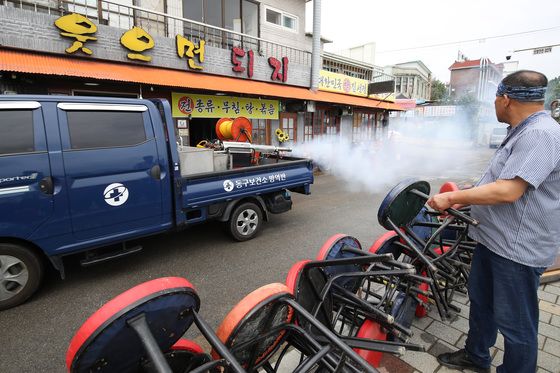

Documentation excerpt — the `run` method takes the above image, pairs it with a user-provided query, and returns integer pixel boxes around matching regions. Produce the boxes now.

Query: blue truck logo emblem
[223,180,234,192]
[0,172,38,184]
[103,183,129,206]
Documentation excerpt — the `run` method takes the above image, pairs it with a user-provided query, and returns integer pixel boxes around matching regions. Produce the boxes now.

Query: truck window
[66,111,147,150]
[0,110,34,155]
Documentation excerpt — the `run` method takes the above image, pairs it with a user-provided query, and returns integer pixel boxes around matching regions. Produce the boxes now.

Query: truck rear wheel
[0,243,44,310]
[229,202,263,241]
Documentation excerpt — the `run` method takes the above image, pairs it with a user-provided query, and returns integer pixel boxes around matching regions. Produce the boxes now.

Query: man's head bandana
[496,82,547,101]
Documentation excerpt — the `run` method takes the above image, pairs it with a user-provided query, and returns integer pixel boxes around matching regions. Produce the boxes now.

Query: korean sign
[53,13,290,84]
[223,173,287,192]
[171,93,279,119]
[54,14,97,55]
[318,70,368,97]
[533,47,552,55]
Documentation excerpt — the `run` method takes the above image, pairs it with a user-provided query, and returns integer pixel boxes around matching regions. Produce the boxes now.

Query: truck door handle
[39,176,54,195]
[150,165,161,180]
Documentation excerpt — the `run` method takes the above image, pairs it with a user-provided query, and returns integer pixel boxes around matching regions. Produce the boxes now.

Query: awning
[0,49,403,111]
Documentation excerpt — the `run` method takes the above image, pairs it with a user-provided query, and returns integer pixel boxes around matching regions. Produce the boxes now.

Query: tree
[430,79,450,103]
[545,76,560,110]
[457,93,478,106]
[457,93,481,140]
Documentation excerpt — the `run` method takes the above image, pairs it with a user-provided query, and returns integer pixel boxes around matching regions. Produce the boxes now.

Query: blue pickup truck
[0,95,313,310]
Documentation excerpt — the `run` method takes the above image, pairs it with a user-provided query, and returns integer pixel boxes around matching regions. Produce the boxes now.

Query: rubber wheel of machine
[229,202,263,241]
[0,243,44,310]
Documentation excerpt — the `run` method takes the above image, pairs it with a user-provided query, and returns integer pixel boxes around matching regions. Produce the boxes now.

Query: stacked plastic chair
[67,277,379,373]
[66,277,245,373]
[213,282,378,372]
[372,179,478,320]
[285,234,428,368]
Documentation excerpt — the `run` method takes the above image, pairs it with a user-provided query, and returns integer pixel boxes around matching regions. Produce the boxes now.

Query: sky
[305,0,560,83]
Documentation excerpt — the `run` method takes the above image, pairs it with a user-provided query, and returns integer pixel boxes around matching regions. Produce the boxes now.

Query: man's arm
[427,177,529,211]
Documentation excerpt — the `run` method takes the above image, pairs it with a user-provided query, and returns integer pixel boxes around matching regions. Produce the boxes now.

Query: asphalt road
[0,145,495,373]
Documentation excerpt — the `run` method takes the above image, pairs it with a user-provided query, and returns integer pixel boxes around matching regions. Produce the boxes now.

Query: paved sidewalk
[377,281,560,373]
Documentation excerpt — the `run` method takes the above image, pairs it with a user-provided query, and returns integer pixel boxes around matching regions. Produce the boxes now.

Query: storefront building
[0,0,400,147]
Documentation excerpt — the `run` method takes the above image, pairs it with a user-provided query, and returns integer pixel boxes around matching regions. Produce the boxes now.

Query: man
[427,70,560,373]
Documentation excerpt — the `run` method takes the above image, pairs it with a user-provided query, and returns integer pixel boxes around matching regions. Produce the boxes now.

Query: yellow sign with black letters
[172,93,279,119]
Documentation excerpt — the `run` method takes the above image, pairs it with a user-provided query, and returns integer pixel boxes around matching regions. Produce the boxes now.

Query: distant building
[501,60,519,78]
[449,58,504,102]
[333,42,377,65]
[384,61,432,101]
[322,51,388,81]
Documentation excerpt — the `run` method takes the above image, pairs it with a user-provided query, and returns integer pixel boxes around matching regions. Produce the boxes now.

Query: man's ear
[503,95,511,107]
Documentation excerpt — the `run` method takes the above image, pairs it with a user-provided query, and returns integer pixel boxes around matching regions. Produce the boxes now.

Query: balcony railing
[2,0,312,66]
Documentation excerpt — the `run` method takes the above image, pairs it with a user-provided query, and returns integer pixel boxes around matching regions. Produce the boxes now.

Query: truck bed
[180,156,313,210]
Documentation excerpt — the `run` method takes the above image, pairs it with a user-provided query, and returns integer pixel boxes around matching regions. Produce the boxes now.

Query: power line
[377,25,560,53]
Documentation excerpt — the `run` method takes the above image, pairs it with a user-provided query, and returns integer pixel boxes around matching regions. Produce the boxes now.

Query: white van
[489,127,507,148]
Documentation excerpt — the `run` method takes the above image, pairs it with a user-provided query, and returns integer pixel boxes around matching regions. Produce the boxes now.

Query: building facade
[0,0,400,149]
[383,61,432,101]
[448,58,504,102]
[320,51,396,143]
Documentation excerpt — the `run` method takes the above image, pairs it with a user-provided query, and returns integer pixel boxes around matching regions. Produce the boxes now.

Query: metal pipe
[221,141,292,154]
[192,311,246,373]
[310,0,322,91]
[408,188,479,226]
[127,314,172,373]
[285,299,379,373]
[386,218,438,273]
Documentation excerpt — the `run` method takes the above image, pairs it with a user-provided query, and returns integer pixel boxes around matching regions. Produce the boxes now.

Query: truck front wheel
[229,202,263,241]
[0,243,44,310]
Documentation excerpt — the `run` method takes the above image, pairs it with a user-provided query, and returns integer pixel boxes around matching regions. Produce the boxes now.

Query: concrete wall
[0,6,311,87]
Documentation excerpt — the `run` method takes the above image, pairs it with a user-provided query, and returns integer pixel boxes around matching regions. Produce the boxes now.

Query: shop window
[352,112,377,142]
[66,111,147,150]
[252,119,269,145]
[280,113,297,142]
[352,112,364,143]
[0,110,34,155]
[323,111,339,138]
[302,110,340,140]
[313,110,324,137]
[304,113,313,142]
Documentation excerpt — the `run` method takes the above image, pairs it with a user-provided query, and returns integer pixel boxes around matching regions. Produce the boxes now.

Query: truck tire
[228,202,263,241]
[0,243,44,311]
